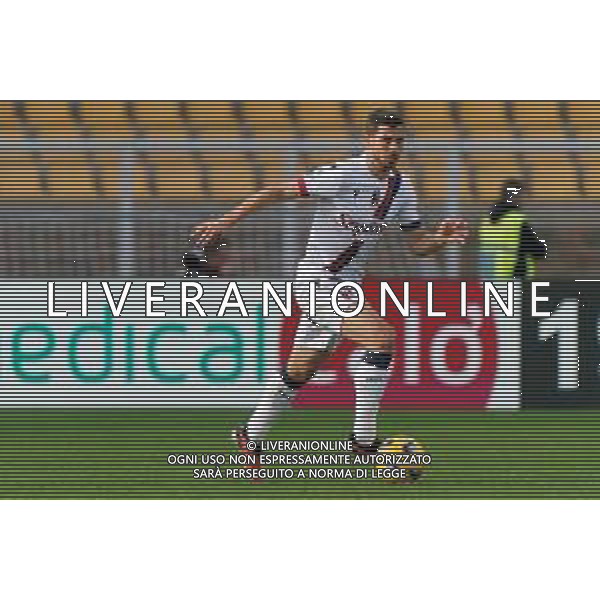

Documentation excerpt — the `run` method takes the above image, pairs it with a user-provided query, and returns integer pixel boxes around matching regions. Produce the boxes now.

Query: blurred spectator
[478,180,547,279]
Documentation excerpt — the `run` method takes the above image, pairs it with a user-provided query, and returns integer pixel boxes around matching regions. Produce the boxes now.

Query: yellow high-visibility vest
[479,209,536,279]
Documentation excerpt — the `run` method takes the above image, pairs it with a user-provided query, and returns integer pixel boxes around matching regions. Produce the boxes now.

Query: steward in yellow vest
[479,181,547,279]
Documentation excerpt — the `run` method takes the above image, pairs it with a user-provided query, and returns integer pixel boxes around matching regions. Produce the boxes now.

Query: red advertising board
[280,279,512,410]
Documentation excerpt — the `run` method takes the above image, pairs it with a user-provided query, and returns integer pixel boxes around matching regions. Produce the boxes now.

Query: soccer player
[194,108,468,460]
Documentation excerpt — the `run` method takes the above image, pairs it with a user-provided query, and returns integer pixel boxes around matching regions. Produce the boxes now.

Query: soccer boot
[232,426,263,481]
[349,434,382,454]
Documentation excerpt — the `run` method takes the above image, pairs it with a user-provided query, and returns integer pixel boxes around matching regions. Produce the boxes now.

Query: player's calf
[349,349,394,447]
[240,367,314,446]
[234,370,313,481]
[244,347,328,444]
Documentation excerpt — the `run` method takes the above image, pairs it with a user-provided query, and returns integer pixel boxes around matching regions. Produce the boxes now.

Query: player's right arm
[192,181,302,245]
[193,166,340,245]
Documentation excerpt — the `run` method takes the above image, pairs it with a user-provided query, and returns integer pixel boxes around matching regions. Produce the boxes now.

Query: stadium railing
[1,135,599,279]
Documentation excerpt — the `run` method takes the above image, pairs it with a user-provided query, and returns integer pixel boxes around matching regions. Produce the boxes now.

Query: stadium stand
[0,151,43,196]
[19,101,79,137]
[242,101,297,137]
[401,101,459,138]
[561,101,600,137]
[0,101,598,278]
[456,101,512,138]
[178,101,243,137]
[40,151,104,197]
[126,101,187,137]
[509,101,564,137]
[77,101,132,137]
[291,101,350,138]
[2,100,594,199]
[0,103,22,138]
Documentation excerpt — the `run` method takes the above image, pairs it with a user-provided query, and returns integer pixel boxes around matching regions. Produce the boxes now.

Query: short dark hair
[505,179,524,191]
[366,108,404,133]
[504,179,524,197]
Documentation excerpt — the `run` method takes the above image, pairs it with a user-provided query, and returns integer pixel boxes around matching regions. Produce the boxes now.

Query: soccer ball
[376,436,428,484]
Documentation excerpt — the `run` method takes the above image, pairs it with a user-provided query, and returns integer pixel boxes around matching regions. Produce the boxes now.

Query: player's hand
[191,219,229,247]
[435,217,469,244]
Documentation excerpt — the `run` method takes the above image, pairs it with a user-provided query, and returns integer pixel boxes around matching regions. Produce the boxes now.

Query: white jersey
[296,155,422,279]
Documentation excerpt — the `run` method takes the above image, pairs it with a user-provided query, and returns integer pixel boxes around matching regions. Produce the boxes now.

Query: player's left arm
[406,218,469,257]
[393,176,469,256]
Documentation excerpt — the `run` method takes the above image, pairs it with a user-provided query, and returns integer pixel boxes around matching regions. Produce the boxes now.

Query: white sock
[246,373,298,441]
[349,350,392,446]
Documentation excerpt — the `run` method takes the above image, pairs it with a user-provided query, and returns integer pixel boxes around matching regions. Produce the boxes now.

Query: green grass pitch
[0,409,598,499]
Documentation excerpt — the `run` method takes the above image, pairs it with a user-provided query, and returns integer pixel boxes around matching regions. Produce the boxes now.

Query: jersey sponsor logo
[336,213,388,236]
[325,175,402,274]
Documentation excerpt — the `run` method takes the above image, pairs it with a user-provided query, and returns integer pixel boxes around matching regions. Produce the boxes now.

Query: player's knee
[281,368,313,389]
[362,324,395,366]
[362,350,393,370]
[284,349,329,388]
[372,324,395,352]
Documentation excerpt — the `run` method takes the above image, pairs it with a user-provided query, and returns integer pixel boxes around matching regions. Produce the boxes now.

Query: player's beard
[366,154,397,180]
[372,153,400,178]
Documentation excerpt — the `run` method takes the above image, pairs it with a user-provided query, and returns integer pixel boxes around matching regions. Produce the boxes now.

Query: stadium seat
[126,101,186,137]
[40,151,98,197]
[240,102,295,137]
[577,151,600,196]
[21,101,79,137]
[456,101,512,138]
[401,102,458,139]
[563,101,600,137]
[144,152,203,198]
[410,152,451,212]
[293,102,349,138]
[248,151,288,187]
[0,151,42,197]
[87,152,122,198]
[1,100,598,206]
[0,102,23,138]
[78,101,132,137]
[463,152,522,209]
[181,102,243,137]
[509,102,564,137]
[523,152,579,200]
[202,151,257,201]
